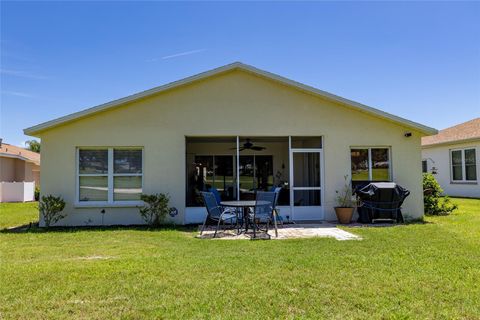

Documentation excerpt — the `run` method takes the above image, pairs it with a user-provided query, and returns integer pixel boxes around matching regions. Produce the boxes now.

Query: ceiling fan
[231,138,266,151]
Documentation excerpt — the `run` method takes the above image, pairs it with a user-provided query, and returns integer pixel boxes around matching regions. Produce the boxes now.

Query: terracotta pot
[334,207,354,224]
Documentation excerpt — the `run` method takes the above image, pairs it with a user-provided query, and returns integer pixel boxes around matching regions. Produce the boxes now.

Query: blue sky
[1,1,479,146]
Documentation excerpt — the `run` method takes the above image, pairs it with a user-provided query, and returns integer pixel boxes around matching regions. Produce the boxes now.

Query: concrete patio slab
[196,223,361,241]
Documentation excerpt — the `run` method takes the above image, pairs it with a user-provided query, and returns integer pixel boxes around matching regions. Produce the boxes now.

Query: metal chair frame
[248,191,277,239]
[272,187,283,233]
[200,192,238,238]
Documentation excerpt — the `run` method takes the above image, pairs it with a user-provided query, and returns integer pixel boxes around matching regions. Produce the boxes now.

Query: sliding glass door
[238,155,273,200]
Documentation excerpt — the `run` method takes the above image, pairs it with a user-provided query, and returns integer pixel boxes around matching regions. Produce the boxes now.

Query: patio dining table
[220,200,272,235]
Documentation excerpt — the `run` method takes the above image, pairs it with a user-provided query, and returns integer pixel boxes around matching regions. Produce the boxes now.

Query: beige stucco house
[24,62,437,226]
[0,141,40,202]
[422,118,479,198]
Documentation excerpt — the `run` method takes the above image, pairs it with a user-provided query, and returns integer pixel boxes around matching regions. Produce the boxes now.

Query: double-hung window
[77,147,143,204]
[450,148,477,182]
[351,147,391,181]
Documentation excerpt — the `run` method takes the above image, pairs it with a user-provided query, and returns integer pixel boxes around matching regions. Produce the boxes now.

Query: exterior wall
[422,141,479,198]
[0,157,16,182]
[0,157,38,184]
[14,159,26,181]
[24,162,34,182]
[32,167,40,186]
[24,162,40,186]
[37,70,425,226]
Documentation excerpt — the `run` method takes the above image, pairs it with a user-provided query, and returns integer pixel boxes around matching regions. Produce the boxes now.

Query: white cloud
[147,49,206,62]
[1,90,35,98]
[0,68,48,80]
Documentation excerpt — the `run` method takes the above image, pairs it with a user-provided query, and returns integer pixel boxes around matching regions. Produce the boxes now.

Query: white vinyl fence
[0,182,35,202]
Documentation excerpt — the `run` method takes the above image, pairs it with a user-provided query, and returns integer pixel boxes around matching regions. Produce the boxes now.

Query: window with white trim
[78,148,143,203]
[451,148,477,182]
[351,147,391,181]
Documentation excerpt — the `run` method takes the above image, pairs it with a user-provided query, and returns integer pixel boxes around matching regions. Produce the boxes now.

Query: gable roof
[24,62,437,136]
[421,118,480,147]
[0,143,40,165]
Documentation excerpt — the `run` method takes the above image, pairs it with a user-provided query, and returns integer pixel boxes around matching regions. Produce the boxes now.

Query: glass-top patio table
[220,200,259,208]
[220,200,271,235]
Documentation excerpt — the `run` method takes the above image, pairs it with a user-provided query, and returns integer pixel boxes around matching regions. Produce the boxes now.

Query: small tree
[25,140,41,153]
[39,195,66,227]
[423,173,458,215]
[139,193,171,226]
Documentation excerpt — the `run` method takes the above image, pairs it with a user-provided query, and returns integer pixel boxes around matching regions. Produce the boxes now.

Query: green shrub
[139,193,171,226]
[39,195,66,227]
[423,173,458,215]
[34,186,40,201]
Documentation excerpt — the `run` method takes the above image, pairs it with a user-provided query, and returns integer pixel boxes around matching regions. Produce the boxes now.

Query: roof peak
[24,62,437,136]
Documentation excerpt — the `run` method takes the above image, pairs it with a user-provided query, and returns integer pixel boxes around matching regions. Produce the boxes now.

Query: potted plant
[334,175,355,224]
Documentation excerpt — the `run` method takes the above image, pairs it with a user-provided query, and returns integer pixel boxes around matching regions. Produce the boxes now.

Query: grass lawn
[0,202,38,229]
[1,199,479,319]
[352,168,390,181]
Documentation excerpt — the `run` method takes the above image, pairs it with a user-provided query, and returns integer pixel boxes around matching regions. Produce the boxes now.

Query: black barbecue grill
[354,182,410,223]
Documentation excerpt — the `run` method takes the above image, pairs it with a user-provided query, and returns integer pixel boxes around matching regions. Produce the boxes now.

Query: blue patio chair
[200,192,237,238]
[271,187,282,193]
[207,187,222,204]
[248,191,277,239]
[272,187,284,231]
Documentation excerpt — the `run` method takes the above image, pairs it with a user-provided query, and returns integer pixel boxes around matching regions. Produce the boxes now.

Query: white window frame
[350,146,392,181]
[76,147,144,207]
[450,148,477,183]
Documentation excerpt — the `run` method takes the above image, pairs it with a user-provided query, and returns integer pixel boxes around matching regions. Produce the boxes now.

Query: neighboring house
[422,118,479,198]
[0,141,40,202]
[24,62,437,226]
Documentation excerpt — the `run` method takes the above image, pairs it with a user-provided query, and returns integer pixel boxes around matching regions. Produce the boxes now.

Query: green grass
[352,168,390,181]
[1,199,479,319]
[0,202,38,229]
[207,175,275,191]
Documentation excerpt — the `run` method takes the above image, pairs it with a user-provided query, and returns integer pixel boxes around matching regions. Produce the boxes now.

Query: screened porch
[185,136,323,223]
